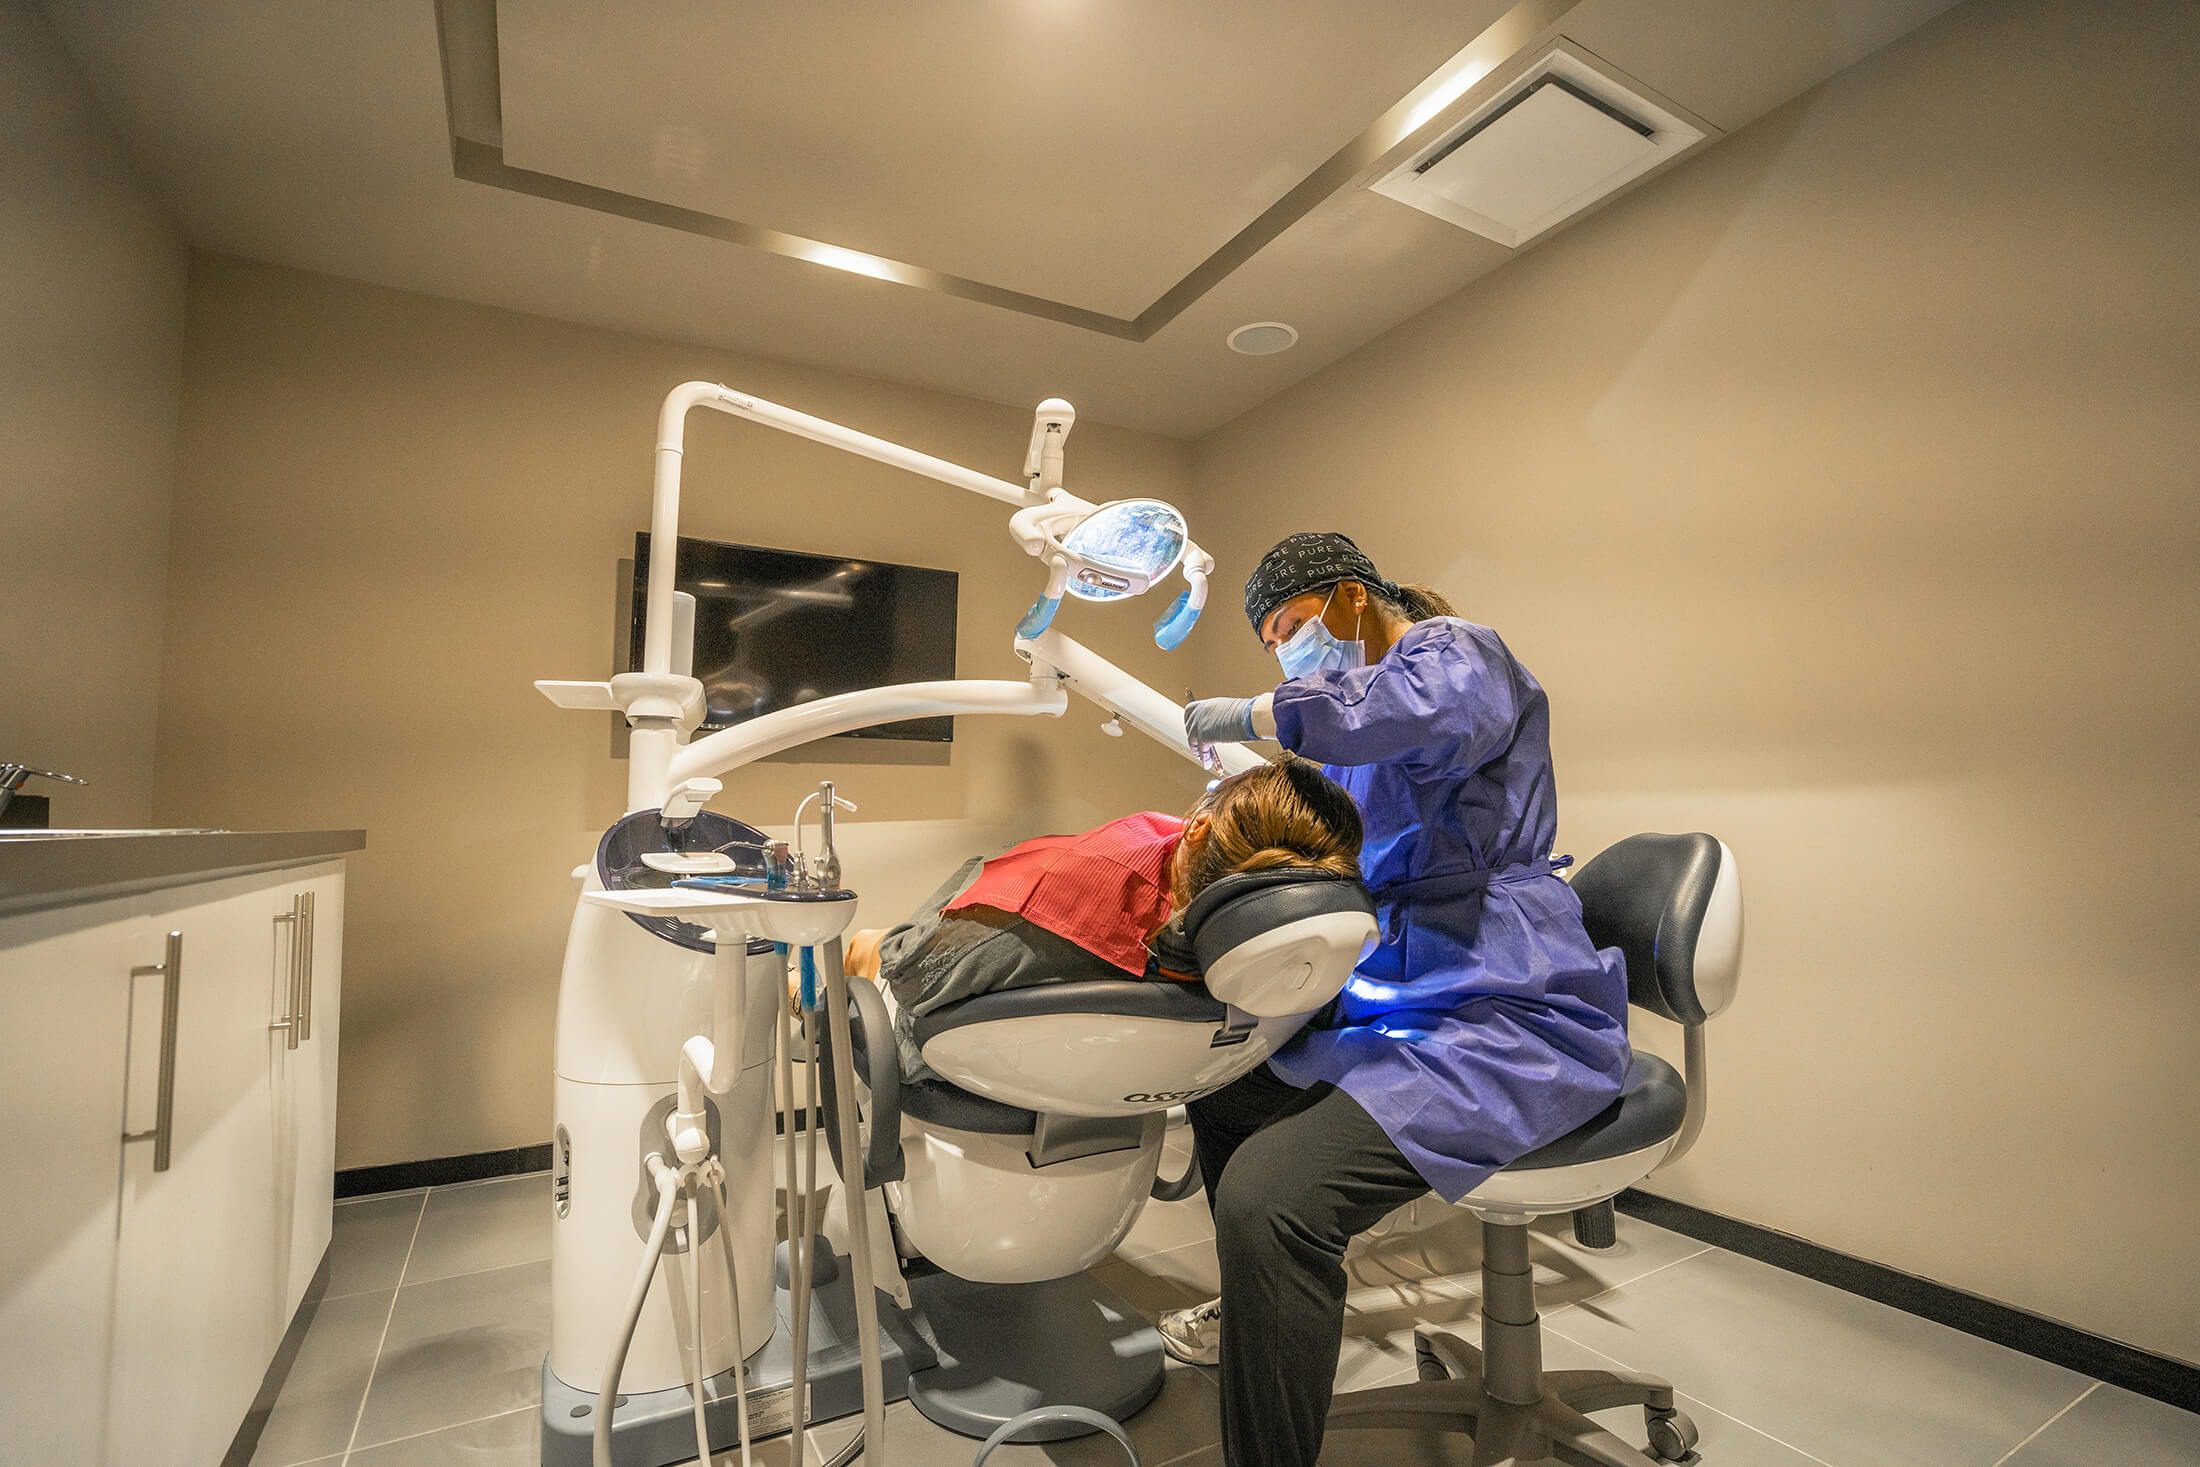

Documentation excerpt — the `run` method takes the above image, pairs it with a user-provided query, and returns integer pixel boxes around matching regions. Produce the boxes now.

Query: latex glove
[1185,696,1258,746]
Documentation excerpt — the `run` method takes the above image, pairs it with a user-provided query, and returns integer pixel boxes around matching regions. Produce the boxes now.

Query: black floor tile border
[336,1142,552,1198]
[336,1116,821,1200]
[1617,1189,2199,1414]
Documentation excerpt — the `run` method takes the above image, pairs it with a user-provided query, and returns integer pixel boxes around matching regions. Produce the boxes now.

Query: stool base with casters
[1328,1219,1699,1466]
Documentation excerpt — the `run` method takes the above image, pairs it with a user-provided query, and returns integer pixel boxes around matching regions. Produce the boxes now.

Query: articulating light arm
[1019,629,1266,778]
[642,382,1032,679]
[550,380,1229,810]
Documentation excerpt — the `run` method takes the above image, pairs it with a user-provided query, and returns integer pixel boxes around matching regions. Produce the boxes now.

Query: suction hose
[595,1160,681,1467]
[773,957,816,1456]
[703,1159,756,1467]
[818,937,889,1459]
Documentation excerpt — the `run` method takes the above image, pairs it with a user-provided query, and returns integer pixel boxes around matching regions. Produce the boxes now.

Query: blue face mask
[1275,587,1365,679]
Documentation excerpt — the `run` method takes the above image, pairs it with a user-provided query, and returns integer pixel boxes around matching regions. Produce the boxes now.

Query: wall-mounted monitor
[631,533,959,742]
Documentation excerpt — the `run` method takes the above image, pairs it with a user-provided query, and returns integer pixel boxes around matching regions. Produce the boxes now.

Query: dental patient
[844,758,1363,1083]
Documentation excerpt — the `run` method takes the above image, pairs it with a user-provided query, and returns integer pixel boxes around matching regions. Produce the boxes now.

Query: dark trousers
[1188,1065,1430,1467]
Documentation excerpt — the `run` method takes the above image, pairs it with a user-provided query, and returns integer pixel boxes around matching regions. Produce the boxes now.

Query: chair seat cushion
[898,1074,1038,1136]
[1503,1053,1685,1171]
[910,978,1227,1049]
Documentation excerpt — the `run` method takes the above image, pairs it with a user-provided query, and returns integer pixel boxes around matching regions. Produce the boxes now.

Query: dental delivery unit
[534,384,1382,1466]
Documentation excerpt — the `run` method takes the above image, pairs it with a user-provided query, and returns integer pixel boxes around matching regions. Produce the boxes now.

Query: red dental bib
[945,811,1183,976]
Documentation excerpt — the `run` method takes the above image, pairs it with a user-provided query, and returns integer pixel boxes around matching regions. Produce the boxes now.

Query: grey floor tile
[1547,1248,2091,1467]
[1333,1275,1491,1395]
[1345,1209,1706,1310]
[1117,1188,1217,1261]
[344,1405,540,1465]
[353,1259,551,1448]
[2002,1383,2200,1467]
[403,1174,552,1285]
[251,1289,393,1465]
[325,1191,426,1298]
[1094,1238,1222,1318]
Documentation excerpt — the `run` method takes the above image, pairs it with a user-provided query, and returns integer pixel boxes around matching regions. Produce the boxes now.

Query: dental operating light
[1060,499,1189,601]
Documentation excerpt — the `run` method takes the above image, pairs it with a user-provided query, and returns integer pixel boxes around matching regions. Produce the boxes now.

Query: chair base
[904,1269,1164,1442]
[1329,1330,1699,1466]
[1325,1215,1700,1466]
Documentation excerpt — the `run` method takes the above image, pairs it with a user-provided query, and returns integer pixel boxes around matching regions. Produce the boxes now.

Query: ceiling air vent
[1372,45,1709,249]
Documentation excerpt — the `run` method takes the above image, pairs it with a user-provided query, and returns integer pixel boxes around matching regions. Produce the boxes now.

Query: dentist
[1174,532,1631,1467]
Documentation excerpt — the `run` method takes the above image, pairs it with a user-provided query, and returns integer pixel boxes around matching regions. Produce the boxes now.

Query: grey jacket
[876,857,1149,1084]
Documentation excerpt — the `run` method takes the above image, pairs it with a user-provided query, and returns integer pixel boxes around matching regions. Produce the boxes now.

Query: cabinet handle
[298,891,315,1043]
[124,931,183,1172]
[269,898,302,1049]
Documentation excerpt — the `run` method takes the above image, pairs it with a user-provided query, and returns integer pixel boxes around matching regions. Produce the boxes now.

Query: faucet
[0,764,88,822]
[792,781,857,892]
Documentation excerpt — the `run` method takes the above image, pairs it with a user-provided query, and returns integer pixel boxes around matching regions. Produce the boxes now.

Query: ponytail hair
[1371,580,1456,623]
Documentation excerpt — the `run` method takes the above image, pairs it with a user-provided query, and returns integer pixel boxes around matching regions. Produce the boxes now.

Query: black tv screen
[632,534,959,742]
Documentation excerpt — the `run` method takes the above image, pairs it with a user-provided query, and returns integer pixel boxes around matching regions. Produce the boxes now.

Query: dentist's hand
[1185,696,1259,746]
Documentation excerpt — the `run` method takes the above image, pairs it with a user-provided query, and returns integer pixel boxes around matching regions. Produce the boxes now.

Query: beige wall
[155,255,1204,1171]
[0,0,185,825]
[1189,0,2200,1361]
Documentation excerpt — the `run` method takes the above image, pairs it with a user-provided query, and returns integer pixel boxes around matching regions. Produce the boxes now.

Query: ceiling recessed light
[1227,321,1299,356]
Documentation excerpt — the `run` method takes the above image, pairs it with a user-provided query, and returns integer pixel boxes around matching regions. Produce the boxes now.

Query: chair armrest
[817,976,905,1188]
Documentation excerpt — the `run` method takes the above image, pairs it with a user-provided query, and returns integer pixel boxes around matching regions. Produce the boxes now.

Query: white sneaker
[1157,1297,1222,1366]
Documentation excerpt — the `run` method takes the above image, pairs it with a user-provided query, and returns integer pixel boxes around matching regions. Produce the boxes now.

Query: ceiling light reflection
[800,243,904,283]
[1399,59,1496,140]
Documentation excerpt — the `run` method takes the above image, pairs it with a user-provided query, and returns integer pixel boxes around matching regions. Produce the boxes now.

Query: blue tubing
[1152,589,1200,650]
[799,947,818,1010]
[972,1407,1140,1466]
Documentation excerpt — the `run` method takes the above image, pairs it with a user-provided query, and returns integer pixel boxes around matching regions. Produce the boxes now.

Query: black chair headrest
[1571,832,1741,1026]
[1179,868,1376,975]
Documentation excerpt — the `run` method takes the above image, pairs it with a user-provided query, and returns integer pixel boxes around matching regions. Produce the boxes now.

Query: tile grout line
[337,1187,430,1464]
[327,1403,537,1458]
[1536,1313,1847,1467]
[1987,1380,2099,1467]
[338,1250,553,1298]
[1543,1243,1714,1320]
[328,1174,554,1298]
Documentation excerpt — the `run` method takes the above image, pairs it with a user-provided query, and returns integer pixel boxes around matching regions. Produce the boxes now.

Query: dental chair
[822,868,1380,1443]
[1326,831,1742,1466]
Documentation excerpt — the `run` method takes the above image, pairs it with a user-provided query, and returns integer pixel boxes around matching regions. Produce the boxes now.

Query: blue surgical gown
[1266,618,1631,1201]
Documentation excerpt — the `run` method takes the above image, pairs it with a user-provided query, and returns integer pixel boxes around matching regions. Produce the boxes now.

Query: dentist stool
[821,869,1379,1442]
[1326,831,1742,1466]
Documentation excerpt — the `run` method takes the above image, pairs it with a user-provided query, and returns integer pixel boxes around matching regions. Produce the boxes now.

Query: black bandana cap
[1243,532,1399,634]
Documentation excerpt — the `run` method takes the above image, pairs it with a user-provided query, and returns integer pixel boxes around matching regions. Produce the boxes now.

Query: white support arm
[1018,628,1267,777]
[611,380,1229,810]
[643,381,1032,677]
[668,677,1068,787]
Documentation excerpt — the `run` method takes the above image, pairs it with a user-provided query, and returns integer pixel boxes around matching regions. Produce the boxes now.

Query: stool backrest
[1571,833,1741,1025]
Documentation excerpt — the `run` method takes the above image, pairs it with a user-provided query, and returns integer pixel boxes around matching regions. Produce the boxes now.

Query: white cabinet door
[279,865,344,1311]
[0,898,139,1465]
[108,871,295,1467]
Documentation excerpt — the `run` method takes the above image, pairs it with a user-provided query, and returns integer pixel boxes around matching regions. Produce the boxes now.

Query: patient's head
[1170,757,1363,911]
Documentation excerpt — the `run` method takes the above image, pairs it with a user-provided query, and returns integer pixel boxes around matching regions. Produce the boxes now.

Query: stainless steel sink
[0,828,233,840]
